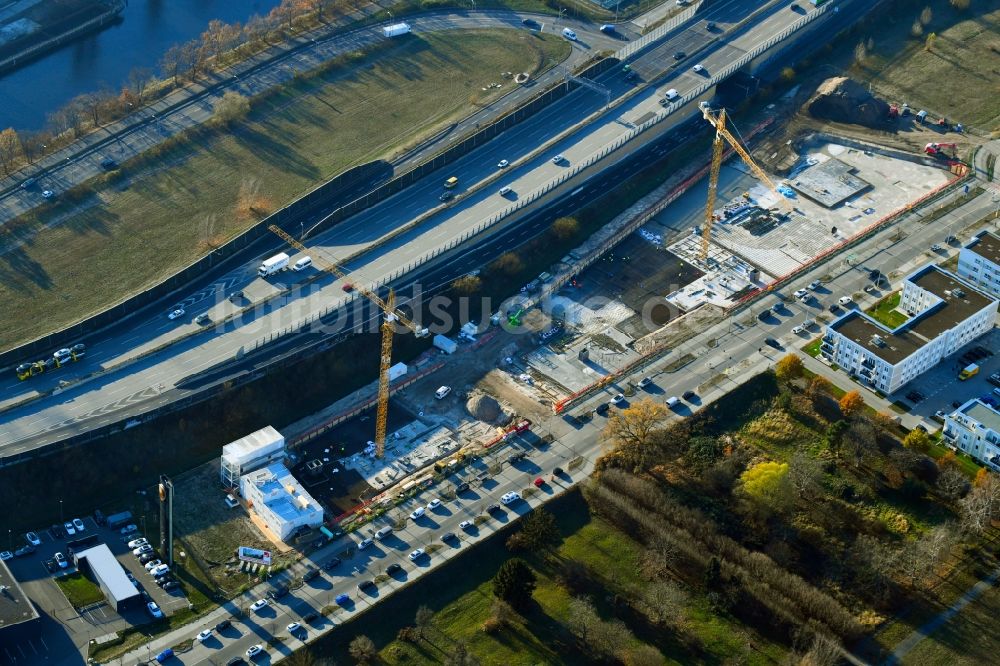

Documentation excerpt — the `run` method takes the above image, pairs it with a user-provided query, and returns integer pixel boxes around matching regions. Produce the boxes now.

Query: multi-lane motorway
[111,180,1000,665]
[0,0,837,453]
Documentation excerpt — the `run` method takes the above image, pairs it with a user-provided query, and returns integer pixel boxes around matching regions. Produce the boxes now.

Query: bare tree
[0,128,24,175]
[960,473,1000,535]
[348,634,377,663]
[414,605,433,639]
[936,466,971,501]
[788,450,824,498]
[128,67,154,103]
[19,131,48,164]
[800,634,844,666]
[161,44,185,85]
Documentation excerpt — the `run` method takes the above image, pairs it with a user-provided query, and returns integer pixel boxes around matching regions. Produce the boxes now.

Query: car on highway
[409,506,425,520]
[250,599,269,613]
[427,498,442,510]
[561,28,577,41]
[409,548,425,561]
[63,521,76,536]
[552,154,566,164]
[459,520,474,530]
[497,160,509,169]
[246,645,264,659]
[499,185,513,196]
[25,531,41,546]
[500,491,521,505]
[342,283,354,292]
[706,20,716,30]
[439,191,454,202]
[147,601,163,618]
[167,308,185,320]
[521,18,537,27]
[195,313,211,325]
[692,64,705,73]
[20,177,36,189]
[287,621,302,635]
[673,51,686,60]
[195,629,213,643]
[55,552,68,568]
[663,88,679,101]
[100,157,118,170]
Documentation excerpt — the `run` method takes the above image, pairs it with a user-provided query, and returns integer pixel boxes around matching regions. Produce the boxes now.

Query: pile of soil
[807,77,890,129]
[467,393,502,423]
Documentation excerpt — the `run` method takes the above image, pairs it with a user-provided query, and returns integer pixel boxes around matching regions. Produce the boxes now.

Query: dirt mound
[467,393,502,422]
[807,77,890,129]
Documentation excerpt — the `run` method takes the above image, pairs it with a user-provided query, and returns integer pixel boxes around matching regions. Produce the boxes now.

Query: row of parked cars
[127,536,180,596]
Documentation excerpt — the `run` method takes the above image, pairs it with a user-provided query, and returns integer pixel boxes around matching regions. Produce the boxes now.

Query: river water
[0,0,283,131]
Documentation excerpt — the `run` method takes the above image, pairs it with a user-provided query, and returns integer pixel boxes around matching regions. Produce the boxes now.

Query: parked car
[25,531,41,546]
[63,522,76,536]
[215,619,232,632]
[454,482,470,494]
[167,308,185,320]
[324,557,342,570]
[0,551,12,561]
[162,581,181,591]
[500,491,521,505]
[144,559,163,572]
[195,629,213,643]
[459,520,474,530]
[408,548,425,561]
[357,580,376,592]
[287,621,302,635]
[610,393,626,406]
[335,593,351,606]
[120,524,139,535]
[150,563,170,577]
[133,544,154,557]
[427,498,442,510]
[155,648,174,664]
[486,503,502,514]
[54,552,68,568]
[357,537,373,550]
[147,601,164,619]
[128,537,149,549]
[838,296,853,305]
[250,599,269,613]
[637,376,653,388]
[409,507,426,520]
[682,390,697,401]
[442,532,457,543]
[246,645,264,659]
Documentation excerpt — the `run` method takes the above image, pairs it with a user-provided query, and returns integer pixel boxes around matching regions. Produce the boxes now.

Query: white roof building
[944,398,1000,470]
[73,544,141,612]
[221,426,285,488]
[240,462,324,541]
[820,264,997,395]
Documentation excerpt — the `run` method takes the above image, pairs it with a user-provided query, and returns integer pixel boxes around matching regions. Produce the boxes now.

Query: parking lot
[892,329,1000,425]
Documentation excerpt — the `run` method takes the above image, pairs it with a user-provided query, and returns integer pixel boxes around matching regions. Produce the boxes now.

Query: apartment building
[957,230,1000,299]
[943,398,1000,470]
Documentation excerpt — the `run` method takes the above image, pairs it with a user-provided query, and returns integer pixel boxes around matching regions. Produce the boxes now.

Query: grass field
[0,29,570,350]
[844,0,1000,128]
[867,291,908,329]
[55,572,105,608]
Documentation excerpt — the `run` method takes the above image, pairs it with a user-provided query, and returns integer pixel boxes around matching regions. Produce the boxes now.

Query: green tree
[492,558,536,610]
[214,90,251,125]
[510,507,560,552]
[780,67,795,82]
[774,353,804,380]
[740,461,793,512]
[824,419,848,453]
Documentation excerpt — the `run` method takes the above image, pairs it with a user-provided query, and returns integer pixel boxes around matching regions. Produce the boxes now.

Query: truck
[105,510,133,530]
[433,334,457,354]
[383,22,411,38]
[959,363,979,380]
[258,252,290,277]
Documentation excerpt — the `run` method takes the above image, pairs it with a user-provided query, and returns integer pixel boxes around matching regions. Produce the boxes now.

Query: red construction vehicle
[888,103,900,119]
[924,142,957,157]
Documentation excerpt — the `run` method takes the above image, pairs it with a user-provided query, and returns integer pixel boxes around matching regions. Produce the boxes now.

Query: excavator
[924,142,958,158]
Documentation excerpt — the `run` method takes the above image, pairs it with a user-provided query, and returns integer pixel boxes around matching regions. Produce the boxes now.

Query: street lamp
[59,499,63,523]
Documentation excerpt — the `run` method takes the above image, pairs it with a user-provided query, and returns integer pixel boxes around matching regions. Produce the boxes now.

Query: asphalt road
[0,0,832,452]
[108,183,1000,665]
[0,10,621,225]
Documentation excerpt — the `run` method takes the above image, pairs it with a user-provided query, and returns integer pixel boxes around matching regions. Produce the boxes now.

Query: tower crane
[699,104,793,260]
[269,225,428,458]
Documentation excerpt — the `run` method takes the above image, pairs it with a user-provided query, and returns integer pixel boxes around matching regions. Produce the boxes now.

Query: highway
[0,0,835,452]
[111,182,1000,665]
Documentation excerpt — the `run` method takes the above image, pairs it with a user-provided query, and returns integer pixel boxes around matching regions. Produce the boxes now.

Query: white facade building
[821,265,997,394]
[221,426,285,488]
[957,230,1000,299]
[240,462,324,541]
[944,399,1000,470]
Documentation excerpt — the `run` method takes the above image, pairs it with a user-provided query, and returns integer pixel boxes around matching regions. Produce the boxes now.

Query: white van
[435,386,452,400]
[293,256,313,271]
[499,186,512,196]
[562,28,577,41]
[664,88,679,101]
[374,526,393,540]
[665,396,680,408]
